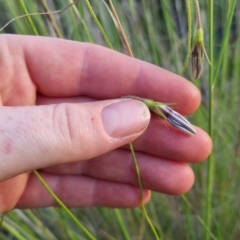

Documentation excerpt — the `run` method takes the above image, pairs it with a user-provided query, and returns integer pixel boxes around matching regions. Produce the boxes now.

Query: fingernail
[102,100,150,138]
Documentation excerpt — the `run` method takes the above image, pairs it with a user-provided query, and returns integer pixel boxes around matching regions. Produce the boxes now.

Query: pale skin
[0,35,212,213]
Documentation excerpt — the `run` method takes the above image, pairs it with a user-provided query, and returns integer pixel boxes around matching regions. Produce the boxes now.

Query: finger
[37,96,211,162]
[131,117,212,162]
[1,35,200,114]
[0,99,150,182]
[44,149,194,195]
[0,174,29,213]
[36,94,94,105]
[16,173,151,209]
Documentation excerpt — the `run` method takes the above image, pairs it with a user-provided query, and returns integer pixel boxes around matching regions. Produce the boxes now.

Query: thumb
[0,99,150,181]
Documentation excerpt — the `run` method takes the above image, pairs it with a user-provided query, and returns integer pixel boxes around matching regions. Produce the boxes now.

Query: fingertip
[146,67,202,115]
[194,127,212,162]
[158,161,195,195]
[185,81,202,114]
[172,164,195,195]
[142,189,152,204]
[173,78,202,115]
[154,162,194,195]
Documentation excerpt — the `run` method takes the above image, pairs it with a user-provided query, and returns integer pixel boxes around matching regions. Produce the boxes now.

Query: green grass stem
[67,0,93,42]
[16,0,38,35]
[212,0,237,86]
[33,171,96,240]
[98,2,160,237]
[114,209,131,240]
[84,0,113,49]
[180,0,192,76]
[129,143,161,240]
[1,220,27,240]
[205,1,214,240]
[181,195,218,240]
[38,0,63,38]
[1,1,81,33]
[160,0,181,72]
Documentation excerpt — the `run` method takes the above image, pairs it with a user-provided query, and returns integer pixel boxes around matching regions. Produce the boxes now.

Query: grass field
[0,0,240,239]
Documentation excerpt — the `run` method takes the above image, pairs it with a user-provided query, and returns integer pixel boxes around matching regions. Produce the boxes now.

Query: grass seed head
[159,104,196,136]
[143,99,196,136]
[190,38,204,80]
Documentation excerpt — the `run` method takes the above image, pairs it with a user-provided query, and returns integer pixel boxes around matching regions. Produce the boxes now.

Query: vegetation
[0,0,240,239]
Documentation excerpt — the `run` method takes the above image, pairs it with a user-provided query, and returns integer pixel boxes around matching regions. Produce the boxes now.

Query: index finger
[1,35,200,114]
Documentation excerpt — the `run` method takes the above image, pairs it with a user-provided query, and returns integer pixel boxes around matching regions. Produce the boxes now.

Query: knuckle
[52,104,78,146]
[52,103,95,151]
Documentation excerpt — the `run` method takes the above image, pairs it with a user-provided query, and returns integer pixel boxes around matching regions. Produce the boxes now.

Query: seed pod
[158,104,196,136]
[190,35,204,80]
[189,0,210,80]
[143,99,196,136]
[123,96,196,136]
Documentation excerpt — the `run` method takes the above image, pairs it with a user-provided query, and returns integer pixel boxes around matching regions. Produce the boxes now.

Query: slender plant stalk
[206,1,214,240]
[212,0,237,86]
[194,0,210,65]
[195,0,201,28]
[160,0,181,72]
[181,195,218,240]
[114,209,131,240]
[0,0,81,32]
[16,0,38,35]
[129,143,143,203]
[2,0,27,33]
[204,1,238,239]
[82,2,132,237]
[107,0,133,56]
[181,1,216,238]
[38,0,63,38]
[188,0,210,80]
[99,1,160,238]
[16,209,58,239]
[180,0,192,76]
[129,144,160,240]
[0,214,4,229]
[84,0,113,49]
[140,0,160,64]
[2,214,41,240]
[33,171,96,240]
[1,220,27,240]
[67,0,93,43]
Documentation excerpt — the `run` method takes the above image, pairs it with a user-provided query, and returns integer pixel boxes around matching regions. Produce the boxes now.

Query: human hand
[0,35,211,213]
